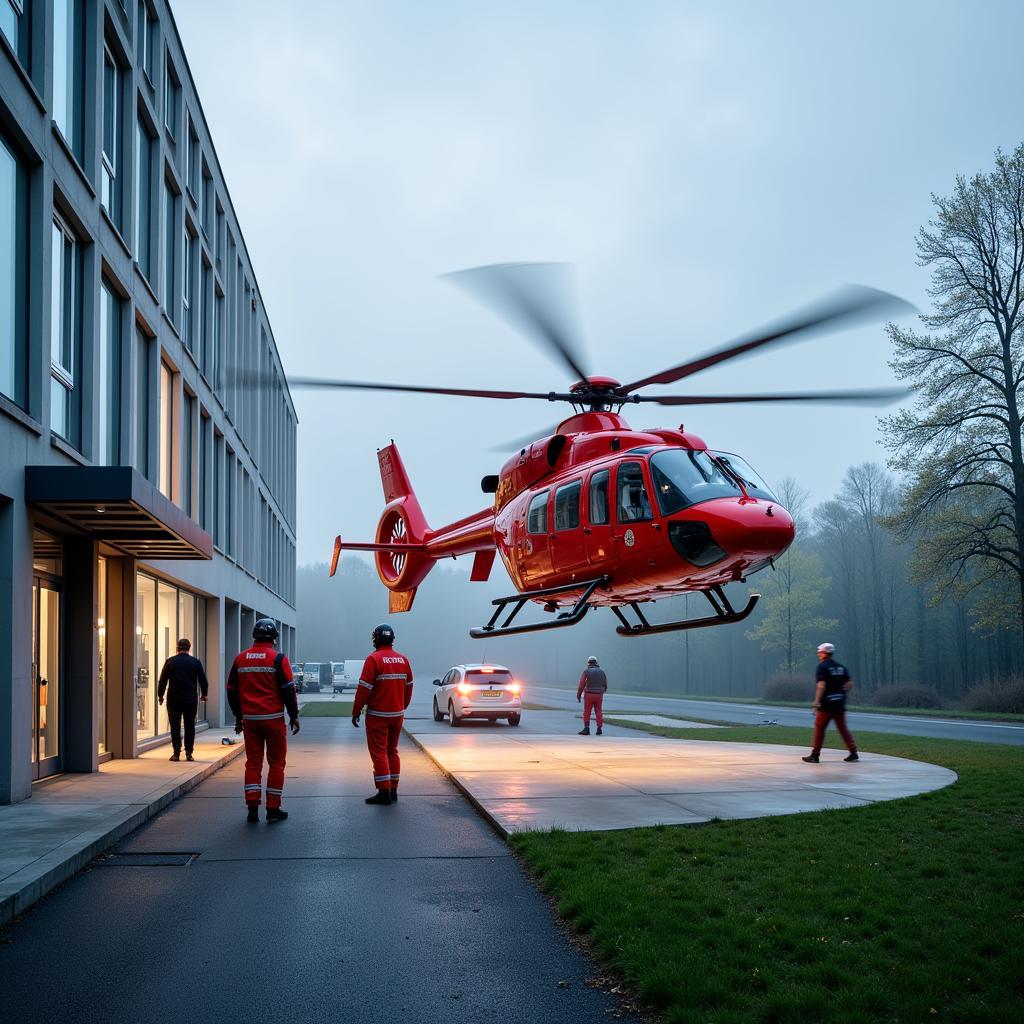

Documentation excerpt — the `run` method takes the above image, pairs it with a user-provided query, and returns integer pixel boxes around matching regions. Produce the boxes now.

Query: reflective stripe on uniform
[366,709,404,717]
[376,673,408,680]
[244,711,286,720]
[238,666,277,673]
[358,680,373,690]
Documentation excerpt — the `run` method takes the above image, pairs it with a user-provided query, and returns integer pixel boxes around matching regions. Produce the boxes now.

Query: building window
[225,447,234,556]
[53,0,85,161]
[213,431,223,547]
[183,391,194,515]
[201,165,212,236]
[98,281,122,465]
[1,0,31,69]
[50,214,82,446]
[213,287,223,390]
[185,116,199,198]
[134,325,151,477]
[199,412,209,529]
[214,202,223,264]
[101,46,123,230]
[135,118,154,279]
[199,258,210,376]
[163,180,177,320]
[136,0,155,83]
[159,360,174,498]
[181,226,194,349]
[1,133,28,408]
[164,56,179,141]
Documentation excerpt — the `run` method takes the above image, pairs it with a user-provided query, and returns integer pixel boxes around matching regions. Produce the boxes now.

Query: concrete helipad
[405,714,957,835]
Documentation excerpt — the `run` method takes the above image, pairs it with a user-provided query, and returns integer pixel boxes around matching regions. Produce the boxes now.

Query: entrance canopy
[25,466,213,560]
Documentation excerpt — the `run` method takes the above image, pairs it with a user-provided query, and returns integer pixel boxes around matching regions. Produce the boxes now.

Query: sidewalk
[0,727,244,924]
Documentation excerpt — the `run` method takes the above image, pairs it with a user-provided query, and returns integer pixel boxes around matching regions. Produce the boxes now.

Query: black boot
[246,805,260,823]
[169,753,180,761]
[267,807,289,822]
[596,727,603,736]
[390,788,398,803]
[802,754,820,763]
[578,727,590,736]
[365,789,393,805]
[844,751,859,762]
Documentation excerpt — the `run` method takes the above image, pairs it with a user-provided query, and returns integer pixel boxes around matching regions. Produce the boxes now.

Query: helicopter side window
[649,449,740,515]
[616,462,653,523]
[554,481,582,531]
[527,490,549,534]
[589,470,610,525]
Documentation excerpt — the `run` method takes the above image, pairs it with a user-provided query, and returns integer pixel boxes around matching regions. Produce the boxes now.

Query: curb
[0,743,245,926]
[404,728,511,840]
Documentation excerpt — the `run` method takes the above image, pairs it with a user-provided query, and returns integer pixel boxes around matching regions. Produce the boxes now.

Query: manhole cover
[102,852,198,867]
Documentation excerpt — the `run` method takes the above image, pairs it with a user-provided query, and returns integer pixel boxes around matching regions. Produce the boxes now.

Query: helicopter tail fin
[371,444,434,612]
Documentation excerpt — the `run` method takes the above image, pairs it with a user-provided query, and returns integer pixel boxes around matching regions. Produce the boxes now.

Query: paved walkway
[405,710,958,835]
[2,718,639,1024]
[0,727,243,924]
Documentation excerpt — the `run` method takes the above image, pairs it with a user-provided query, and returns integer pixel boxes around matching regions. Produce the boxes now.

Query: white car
[433,664,522,727]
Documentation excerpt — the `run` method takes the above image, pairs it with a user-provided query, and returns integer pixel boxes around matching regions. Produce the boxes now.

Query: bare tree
[883,143,1024,654]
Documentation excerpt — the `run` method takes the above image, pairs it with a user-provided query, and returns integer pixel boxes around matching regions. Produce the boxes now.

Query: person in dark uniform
[802,642,858,763]
[158,638,209,762]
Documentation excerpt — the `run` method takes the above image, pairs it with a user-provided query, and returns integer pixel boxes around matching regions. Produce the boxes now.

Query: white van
[331,660,364,694]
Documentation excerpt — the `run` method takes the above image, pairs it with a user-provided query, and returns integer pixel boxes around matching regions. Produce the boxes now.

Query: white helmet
[587,655,598,664]
[817,642,835,654]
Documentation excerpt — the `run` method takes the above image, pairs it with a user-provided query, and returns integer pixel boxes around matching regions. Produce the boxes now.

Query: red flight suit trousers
[366,715,403,791]
[243,718,287,809]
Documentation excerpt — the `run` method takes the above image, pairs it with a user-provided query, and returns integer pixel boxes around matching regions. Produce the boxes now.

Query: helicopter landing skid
[612,587,760,637]
[469,576,612,639]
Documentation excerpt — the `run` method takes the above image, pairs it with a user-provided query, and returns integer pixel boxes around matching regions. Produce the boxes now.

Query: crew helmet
[372,623,396,649]
[817,642,835,655]
[253,617,279,643]
[587,655,599,665]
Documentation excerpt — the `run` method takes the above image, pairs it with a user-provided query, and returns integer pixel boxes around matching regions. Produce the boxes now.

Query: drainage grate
[101,852,198,867]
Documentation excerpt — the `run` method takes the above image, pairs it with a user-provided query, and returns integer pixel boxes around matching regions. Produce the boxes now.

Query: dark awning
[25,466,213,560]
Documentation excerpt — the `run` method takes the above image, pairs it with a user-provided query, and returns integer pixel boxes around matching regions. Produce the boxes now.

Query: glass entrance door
[31,578,62,779]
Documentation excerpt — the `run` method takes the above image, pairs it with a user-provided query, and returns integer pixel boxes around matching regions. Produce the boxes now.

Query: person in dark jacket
[577,655,608,736]
[158,638,209,762]
[802,642,858,763]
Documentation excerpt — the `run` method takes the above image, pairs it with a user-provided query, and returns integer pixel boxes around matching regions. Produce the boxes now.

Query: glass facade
[1,133,27,407]
[135,119,154,278]
[101,46,122,229]
[1,0,30,74]
[98,282,121,465]
[135,571,207,741]
[159,360,173,497]
[134,326,151,476]
[50,215,81,446]
[53,0,84,160]
[97,557,108,754]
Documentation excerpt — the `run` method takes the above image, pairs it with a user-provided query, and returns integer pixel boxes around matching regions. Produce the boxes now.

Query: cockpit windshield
[649,449,741,515]
[711,452,777,501]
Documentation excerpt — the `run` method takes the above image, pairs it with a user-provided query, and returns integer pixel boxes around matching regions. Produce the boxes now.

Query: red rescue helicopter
[290,264,911,639]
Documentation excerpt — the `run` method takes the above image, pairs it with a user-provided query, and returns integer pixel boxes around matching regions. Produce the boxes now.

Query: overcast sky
[174,0,1024,566]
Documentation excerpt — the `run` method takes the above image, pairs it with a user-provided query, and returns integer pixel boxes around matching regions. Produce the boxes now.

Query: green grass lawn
[297,701,354,717]
[511,721,1023,1023]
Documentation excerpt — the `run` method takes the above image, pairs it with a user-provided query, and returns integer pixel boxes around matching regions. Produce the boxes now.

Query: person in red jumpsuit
[226,618,300,823]
[351,623,413,806]
[576,655,608,736]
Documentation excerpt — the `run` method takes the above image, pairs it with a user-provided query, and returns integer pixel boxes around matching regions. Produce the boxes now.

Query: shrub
[961,679,1024,714]
[763,674,814,702]
[867,684,944,709]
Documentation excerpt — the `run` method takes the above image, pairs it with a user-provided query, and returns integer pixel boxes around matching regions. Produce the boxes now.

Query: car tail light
[457,682,472,696]
[510,682,521,694]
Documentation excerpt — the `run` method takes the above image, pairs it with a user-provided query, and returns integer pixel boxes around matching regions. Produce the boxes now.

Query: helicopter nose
[667,500,795,566]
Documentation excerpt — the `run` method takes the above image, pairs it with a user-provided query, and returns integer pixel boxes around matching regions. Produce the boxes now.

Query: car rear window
[465,670,513,683]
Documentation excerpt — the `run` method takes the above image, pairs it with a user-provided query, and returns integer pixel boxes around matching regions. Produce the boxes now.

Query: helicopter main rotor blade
[444,262,590,384]
[286,377,556,401]
[488,423,565,452]
[620,285,914,393]
[633,386,910,406]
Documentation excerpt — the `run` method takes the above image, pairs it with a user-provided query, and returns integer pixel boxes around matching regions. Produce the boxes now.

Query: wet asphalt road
[1,718,636,1024]
[531,686,1024,745]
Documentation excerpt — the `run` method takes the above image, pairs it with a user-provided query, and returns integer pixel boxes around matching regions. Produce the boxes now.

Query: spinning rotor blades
[444,262,590,383]
[286,377,553,401]
[634,387,909,406]
[621,285,915,393]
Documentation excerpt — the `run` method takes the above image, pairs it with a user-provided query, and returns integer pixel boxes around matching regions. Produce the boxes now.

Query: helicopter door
[549,480,589,577]
[612,460,665,576]
[584,469,614,567]
[518,489,553,587]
